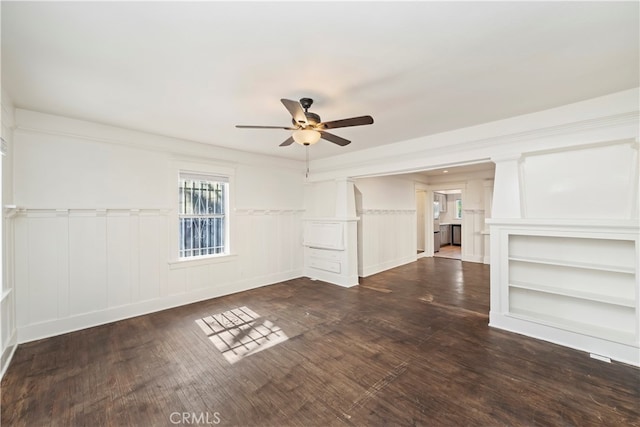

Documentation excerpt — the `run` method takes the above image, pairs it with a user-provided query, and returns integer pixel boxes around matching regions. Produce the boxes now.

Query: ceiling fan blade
[320,115,374,129]
[320,131,351,146]
[279,136,295,147]
[281,98,307,126]
[236,125,297,130]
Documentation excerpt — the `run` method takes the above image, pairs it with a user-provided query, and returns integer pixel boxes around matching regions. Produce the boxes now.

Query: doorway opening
[416,190,426,256]
[434,189,462,260]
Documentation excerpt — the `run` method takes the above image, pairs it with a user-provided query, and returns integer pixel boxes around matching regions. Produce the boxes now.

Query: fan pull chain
[305,145,310,179]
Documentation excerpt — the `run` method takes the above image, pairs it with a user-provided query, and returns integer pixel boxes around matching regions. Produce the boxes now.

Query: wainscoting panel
[68,214,108,316]
[462,209,486,263]
[138,214,163,301]
[14,208,303,342]
[235,210,303,286]
[106,215,133,308]
[25,217,62,323]
[358,209,417,277]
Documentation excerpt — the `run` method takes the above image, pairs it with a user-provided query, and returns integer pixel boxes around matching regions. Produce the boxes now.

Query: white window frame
[169,161,236,267]
[455,198,463,219]
[178,172,229,259]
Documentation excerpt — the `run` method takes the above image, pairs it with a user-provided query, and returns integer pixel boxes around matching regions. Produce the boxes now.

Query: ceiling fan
[236,98,374,147]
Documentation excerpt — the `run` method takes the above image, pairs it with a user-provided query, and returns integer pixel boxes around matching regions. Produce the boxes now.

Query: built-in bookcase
[508,235,637,344]
[489,221,639,366]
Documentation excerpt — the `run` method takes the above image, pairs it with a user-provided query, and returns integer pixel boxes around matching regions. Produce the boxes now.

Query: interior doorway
[433,189,462,260]
[416,190,426,256]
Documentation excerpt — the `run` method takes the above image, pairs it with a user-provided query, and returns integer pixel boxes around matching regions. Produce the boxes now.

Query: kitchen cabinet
[439,224,450,246]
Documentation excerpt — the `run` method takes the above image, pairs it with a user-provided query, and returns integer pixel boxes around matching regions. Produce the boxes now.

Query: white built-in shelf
[508,256,635,275]
[505,232,638,350]
[508,281,635,308]
[508,309,637,346]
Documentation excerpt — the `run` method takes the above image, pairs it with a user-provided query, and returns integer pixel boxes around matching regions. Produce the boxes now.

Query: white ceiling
[2,2,638,161]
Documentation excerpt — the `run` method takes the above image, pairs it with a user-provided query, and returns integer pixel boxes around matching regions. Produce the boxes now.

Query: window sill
[168,253,238,270]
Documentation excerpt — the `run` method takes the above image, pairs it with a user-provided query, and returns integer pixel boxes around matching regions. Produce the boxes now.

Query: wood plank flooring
[434,244,461,260]
[2,258,639,426]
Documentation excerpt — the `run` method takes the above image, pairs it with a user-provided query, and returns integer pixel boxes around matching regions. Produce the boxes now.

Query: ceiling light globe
[293,129,321,146]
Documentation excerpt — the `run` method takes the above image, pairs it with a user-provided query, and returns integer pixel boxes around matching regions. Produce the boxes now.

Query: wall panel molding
[358,210,417,277]
[13,207,303,343]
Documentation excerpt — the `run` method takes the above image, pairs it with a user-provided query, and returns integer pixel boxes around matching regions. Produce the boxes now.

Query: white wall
[416,191,426,251]
[354,176,417,277]
[488,139,639,365]
[1,90,17,378]
[438,194,461,225]
[12,109,305,342]
[302,88,639,364]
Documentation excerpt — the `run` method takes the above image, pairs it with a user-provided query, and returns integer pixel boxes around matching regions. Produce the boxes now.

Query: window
[179,173,228,258]
[455,199,462,219]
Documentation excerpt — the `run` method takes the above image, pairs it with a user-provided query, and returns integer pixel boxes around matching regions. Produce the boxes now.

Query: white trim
[357,209,416,215]
[12,208,171,217]
[486,218,639,231]
[0,288,11,303]
[17,269,302,344]
[170,160,236,262]
[0,330,18,380]
[235,208,305,216]
[168,253,238,270]
[490,312,639,367]
[303,269,358,288]
[307,89,639,182]
[360,254,418,278]
[14,109,303,171]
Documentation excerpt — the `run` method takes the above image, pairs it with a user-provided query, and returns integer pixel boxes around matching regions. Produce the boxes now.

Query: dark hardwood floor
[2,258,639,426]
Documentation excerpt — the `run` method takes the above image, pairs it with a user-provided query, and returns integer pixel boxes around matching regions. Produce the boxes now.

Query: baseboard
[303,267,358,288]
[361,254,417,278]
[1,330,18,380]
[462,254,484,264]
[489,312,640,367]
[17,269,302,344]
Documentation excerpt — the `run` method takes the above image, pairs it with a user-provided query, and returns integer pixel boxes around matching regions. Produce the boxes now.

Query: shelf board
[509,281,636,308]
[508,309,637,346]
[508,256,635,275]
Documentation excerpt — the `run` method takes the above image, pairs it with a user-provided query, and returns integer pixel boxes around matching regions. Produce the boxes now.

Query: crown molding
[14,109,304,171]
[309,110,639,181]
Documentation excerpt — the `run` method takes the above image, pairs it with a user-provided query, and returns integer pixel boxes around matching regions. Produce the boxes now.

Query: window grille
[179,173,228,258]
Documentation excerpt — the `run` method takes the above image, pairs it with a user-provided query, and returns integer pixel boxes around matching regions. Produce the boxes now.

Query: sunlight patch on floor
[195,306,288,364]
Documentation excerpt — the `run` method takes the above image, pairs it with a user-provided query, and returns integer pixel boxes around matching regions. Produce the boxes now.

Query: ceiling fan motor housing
[296,98,321,126]
[236,97,373,147]
[299,97,314,110]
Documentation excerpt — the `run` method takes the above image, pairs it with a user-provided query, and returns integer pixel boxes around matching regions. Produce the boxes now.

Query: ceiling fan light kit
[235,97,374,148]
[292,129,321,146]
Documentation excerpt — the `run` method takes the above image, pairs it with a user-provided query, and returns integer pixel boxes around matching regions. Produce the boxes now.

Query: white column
[302,178,359,287]
[334,178,356,218]
[491,154,522,219]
